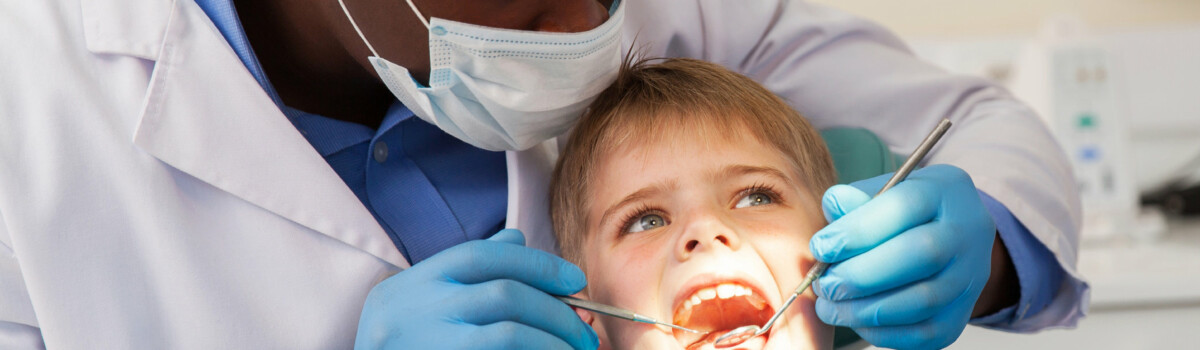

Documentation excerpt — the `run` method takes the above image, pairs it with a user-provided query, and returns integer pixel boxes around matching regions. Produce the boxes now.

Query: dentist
[0,0,1084,349]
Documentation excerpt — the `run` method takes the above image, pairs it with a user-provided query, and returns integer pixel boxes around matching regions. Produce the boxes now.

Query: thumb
[488,228,527,246]
[821,184,871,223]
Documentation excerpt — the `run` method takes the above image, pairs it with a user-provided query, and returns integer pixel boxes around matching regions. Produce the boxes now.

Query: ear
[570,290,611,350]
[571,289,596,326]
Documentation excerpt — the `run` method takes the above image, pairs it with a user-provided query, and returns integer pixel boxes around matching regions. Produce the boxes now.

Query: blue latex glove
[810,165,997,349]
[355,229,599,350]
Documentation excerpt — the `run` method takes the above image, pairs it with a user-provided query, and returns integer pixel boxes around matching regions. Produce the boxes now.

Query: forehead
[580,119,819,239]
[592,121,799,189]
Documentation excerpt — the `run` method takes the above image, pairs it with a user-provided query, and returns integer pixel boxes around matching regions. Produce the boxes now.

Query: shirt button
[373,141,389,163]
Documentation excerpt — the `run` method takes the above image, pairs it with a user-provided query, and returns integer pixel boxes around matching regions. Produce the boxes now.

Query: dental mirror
[713,118,953,348]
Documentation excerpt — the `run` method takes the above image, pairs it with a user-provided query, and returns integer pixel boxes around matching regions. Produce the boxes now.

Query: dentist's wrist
[972,232,1019,317]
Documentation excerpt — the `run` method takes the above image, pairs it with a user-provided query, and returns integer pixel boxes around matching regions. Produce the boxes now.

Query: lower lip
[686,333,767,350]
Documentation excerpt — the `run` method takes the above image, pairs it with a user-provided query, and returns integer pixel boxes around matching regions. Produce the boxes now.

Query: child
[550,57,838,350]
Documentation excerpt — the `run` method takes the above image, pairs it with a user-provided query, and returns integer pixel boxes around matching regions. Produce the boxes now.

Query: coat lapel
[505,142,560,255]
[84,0,409,268]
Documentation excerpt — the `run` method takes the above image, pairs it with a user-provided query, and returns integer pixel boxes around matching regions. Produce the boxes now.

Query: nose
[533,0,610,33]
[676,214,742,261]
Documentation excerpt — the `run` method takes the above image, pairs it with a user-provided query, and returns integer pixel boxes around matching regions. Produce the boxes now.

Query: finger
[814,263,976,328]
[809,176,942,263]
[456,280,599,350]
[464,321,576,350]
[488,228,527,246]
[848,291,975,350]
[852,322,957,350]
[817,222,952,301]
[431,239,588,295]
[819,184,871,223]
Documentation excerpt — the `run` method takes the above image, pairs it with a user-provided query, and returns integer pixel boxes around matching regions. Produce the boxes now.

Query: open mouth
[672,282,775,349]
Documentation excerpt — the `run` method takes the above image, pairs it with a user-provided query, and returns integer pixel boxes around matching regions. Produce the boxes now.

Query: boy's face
[578,122,832,350]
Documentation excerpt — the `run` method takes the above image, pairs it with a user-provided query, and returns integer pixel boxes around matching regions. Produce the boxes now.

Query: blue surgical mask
[338,0,625,151]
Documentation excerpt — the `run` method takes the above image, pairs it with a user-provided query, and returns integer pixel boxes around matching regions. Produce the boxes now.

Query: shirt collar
[193,0,283,106]
[194,0,415,157]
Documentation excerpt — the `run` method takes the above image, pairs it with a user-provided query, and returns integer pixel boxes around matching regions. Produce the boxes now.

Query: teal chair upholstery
[821,128,906,185]
[820,128,904,349]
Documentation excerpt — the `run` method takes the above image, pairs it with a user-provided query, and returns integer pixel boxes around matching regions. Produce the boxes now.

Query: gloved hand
[355,229,599,350]
[809,164,997,350]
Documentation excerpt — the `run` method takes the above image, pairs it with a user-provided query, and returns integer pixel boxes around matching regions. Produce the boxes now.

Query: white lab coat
[0,0,1085,348]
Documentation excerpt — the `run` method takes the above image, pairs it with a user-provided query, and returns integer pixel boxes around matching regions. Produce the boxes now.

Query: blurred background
[806,0,1200,348]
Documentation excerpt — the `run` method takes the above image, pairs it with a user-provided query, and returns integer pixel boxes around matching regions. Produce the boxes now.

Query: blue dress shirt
[195,0,507,265]
[195,0,1062,326]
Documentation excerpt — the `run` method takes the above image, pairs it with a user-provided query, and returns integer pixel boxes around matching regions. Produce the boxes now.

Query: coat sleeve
[0,210,45,349]
[622,0,1087,331]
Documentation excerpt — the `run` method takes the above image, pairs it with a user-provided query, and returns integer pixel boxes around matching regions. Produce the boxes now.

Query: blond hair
[550,57,836,264]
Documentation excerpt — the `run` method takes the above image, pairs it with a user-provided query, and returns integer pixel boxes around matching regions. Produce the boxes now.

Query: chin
[604,323,814,350]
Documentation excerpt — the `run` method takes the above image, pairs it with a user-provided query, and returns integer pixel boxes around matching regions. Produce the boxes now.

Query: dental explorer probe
[713,118,954,348]
[556,296,707,334]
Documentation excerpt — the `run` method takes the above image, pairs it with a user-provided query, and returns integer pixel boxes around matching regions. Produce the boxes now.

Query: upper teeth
[717,284,736,299]
[685,283,753,308]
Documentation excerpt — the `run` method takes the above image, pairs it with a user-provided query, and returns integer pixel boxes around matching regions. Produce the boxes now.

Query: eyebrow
[712,164,794,185]
[597,180,677,229]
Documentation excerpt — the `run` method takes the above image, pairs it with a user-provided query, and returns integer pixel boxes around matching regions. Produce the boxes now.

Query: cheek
[583,234,668,306]
[583,237,673,349]
[740,216,819,278]
[740,215,833,348]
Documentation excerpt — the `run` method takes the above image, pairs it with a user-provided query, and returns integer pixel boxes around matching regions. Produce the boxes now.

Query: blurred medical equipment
[556,296,706,334]
[911,18,1200,242]
[714,119,953,348]
[1144,183,1200,216]
[1010,18,1139,242]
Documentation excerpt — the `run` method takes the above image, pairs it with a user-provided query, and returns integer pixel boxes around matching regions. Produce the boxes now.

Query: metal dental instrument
[556,296,707,334]
[713,118,954,348]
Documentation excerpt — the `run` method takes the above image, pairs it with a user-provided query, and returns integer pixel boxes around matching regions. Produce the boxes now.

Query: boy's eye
[735,192,773,208]
[625,214,667,233]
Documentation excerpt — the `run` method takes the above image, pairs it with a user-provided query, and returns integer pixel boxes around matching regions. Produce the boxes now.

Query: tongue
[674,294,772,333]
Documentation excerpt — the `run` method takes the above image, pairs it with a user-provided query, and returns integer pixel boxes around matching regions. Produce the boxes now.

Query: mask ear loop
[337,0,380,57]
[404,0,432,29]
[337,0,432,58]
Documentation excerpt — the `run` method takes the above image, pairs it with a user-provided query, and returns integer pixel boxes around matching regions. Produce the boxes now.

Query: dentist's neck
[234,0,431,128]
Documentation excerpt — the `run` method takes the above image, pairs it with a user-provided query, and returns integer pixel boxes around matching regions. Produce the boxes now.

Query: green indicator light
[1077,113,1096,129]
